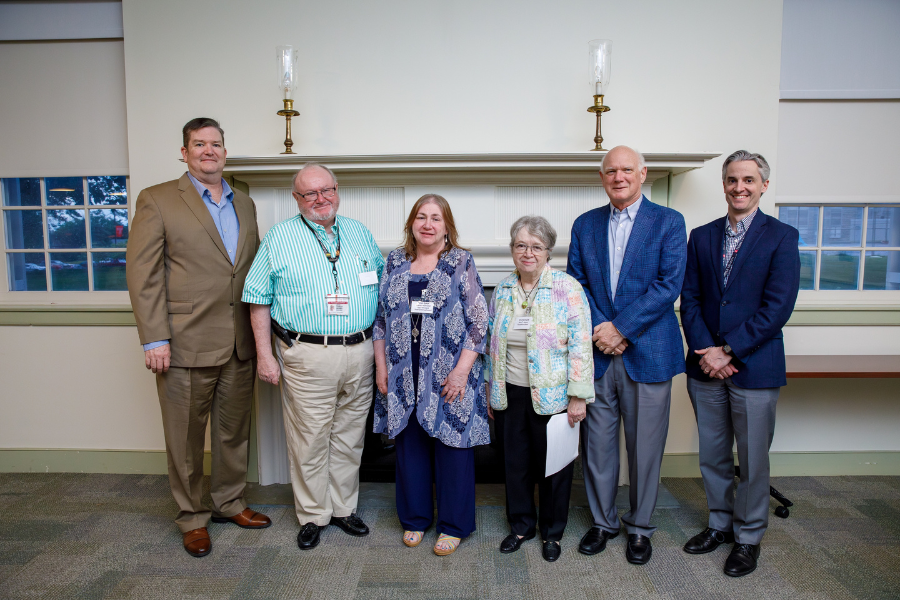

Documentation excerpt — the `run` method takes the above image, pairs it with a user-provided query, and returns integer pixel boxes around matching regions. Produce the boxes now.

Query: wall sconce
[587,39,612,151]
[276,45,300,154]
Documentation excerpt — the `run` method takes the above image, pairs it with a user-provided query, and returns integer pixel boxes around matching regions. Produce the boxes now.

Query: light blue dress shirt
[142,173,240,351]
[608,195,643,301]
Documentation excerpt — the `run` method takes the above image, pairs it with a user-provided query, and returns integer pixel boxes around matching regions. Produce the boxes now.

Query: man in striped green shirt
[242,163,384,551]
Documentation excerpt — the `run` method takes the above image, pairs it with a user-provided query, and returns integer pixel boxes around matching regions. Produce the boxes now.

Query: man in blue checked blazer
[680,151,799,577]
[567,146,687,566]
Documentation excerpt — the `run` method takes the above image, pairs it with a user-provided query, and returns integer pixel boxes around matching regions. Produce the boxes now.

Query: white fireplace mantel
[229,152,722,486]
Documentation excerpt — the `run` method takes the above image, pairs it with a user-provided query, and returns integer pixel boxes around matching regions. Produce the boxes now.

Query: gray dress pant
[582,355,672,538]
[686,376,779,545]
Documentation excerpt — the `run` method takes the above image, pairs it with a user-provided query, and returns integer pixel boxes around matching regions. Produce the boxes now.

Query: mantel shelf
[225,152,722,186]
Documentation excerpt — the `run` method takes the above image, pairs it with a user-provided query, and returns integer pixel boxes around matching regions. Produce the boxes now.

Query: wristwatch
[723,344,733,356]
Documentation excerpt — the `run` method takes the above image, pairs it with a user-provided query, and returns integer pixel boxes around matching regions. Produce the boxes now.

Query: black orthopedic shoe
[625,534,653,565]
[330,514,369,536]
[578,526,619,555]
[683,527,735,554]
[724,543,760,577]
[542,541,561,562]
[499,532,535,554]
[297,522,322,550]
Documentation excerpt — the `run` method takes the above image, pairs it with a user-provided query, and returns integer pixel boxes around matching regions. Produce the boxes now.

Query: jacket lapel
[178,173,230,263]
[591,205,613,303]
[724,210,768,293]
[711,218,726,293]
[232,193,253,268]
[615,197,654,296]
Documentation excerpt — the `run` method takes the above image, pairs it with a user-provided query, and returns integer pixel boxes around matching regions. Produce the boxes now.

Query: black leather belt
[272,319,372,348]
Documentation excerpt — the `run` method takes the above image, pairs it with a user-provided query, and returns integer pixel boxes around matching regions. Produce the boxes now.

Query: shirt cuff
[143,340,169,351]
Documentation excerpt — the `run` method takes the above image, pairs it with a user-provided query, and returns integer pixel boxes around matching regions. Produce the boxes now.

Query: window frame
[1,175,130,296]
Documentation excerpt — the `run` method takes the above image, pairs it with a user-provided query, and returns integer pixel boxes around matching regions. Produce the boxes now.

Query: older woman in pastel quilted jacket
[486,215,594,563]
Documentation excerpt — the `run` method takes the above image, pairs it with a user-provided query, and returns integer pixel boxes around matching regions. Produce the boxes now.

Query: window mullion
[40,178,51,291]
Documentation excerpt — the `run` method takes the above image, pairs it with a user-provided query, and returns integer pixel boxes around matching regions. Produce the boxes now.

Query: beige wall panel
[0,326,163,450]
[0,40,129,177]
[121,0,783,214]
[776,100,900,199]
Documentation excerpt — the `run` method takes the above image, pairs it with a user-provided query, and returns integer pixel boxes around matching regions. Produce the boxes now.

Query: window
[778,205,900,291]
[2,176,128,291]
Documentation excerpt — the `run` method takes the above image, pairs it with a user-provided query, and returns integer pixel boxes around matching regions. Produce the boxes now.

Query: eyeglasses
[513,243,548,254]
[294,187,337,202]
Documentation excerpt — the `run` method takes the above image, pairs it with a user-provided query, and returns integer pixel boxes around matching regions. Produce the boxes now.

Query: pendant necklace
[518,280,537,313]
[411,313,422,343]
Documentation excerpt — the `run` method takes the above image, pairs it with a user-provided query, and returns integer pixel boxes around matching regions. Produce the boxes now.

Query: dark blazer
[567,197,687,383]
[680,210,800,389]
[126,173,260,368]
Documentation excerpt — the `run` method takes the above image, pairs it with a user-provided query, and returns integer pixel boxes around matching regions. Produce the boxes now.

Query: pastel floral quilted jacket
[487,265,594,415]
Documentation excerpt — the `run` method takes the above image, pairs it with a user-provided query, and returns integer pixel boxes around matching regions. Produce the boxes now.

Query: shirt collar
[611,195,643,221]
[726,208,758,235]
[187,171,233,206]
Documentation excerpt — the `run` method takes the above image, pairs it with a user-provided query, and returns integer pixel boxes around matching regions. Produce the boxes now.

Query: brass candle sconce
[276,45,300,154]
[587,39,612,151]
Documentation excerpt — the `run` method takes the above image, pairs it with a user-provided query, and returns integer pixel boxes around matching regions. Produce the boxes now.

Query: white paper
[410,300,434,314]
[545,412,580,477]
[513,316,533,330]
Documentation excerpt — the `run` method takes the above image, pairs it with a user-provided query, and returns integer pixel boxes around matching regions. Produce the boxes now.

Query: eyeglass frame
[512,242,549,255]
[293,186,338,202]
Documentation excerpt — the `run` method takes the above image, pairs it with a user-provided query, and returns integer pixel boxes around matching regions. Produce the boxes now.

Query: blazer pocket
[167,301,193,314]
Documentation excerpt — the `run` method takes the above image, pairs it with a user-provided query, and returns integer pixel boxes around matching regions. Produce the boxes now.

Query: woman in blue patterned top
[373,194,489,556]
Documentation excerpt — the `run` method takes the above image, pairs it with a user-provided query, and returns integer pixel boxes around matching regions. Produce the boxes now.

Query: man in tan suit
[126,117,270,558]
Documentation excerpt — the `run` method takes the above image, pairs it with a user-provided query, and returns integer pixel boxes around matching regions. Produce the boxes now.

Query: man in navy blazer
[568,146,686,565]
[680,150,800,577]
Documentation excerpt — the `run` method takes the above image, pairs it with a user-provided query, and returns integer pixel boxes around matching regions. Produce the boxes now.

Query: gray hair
[509,215,557,253]
[722,150,770,182]
[292,162,338,189]
[600,145,646,172]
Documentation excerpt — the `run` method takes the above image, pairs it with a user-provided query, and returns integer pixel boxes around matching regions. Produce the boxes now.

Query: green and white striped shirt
[242,214,385,335]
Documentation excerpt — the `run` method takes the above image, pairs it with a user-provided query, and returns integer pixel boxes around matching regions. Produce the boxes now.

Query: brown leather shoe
[211,508,272,529]
[183,527,211,557]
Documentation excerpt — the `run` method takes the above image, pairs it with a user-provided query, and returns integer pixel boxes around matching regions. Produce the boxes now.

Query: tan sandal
[403,530,424,547]
[433,533,461,556]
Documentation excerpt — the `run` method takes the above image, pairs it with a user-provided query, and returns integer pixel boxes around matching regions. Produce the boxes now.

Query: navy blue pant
[394,414,476,538]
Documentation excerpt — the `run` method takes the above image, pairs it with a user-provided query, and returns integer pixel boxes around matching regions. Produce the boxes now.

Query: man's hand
[695,346,738,379]
[567,397,587,427]
[144,345,171,374]
[257,353,281,386]
[592,322,628,355]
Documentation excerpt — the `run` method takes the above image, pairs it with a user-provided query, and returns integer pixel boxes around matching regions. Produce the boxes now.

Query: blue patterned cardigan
[372,247,490,448]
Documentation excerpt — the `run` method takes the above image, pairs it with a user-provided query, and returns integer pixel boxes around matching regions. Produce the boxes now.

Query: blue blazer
[680,210,800,389]
[567,197,687,383]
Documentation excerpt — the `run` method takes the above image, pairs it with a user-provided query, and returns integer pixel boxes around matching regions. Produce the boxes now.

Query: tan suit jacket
[126,173,259,367]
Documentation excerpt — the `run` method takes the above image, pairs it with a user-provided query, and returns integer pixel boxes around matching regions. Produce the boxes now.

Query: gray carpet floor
[0,474,898,599]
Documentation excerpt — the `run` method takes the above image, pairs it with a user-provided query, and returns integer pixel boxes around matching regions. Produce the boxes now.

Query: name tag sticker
[513,316,533,330]
[358,271,379,286]
[410,300,435,314]
[326,294,350,316]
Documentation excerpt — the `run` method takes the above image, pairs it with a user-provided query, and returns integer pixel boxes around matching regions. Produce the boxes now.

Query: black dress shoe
[683,527,735,554]
[499,532,535,553]
[330,514,369,536]
[724,543,760,577]
[578,526,619,555]
[297,522,322,550]
[542,541,561,562]
[625,534,653,565]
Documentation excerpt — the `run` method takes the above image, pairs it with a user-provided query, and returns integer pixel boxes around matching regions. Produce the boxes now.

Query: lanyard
[723,227,748,283]
[301,216,341,292]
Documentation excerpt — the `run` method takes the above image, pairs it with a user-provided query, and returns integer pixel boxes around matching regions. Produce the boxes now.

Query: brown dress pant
[156,350,254,532]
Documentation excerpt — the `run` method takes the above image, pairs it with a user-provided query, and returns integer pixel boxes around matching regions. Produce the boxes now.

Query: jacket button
[229,302,234,307]
[721,301,727,306]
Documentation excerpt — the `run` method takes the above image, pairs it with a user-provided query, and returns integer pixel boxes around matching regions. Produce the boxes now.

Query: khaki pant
[276,338,374,526]
[156,351,254,533]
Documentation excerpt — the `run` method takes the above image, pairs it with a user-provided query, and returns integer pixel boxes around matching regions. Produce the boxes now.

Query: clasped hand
[695,346,738,379]
[592,322,628,355]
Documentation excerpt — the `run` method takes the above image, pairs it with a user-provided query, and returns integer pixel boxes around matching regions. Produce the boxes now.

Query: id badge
[358,271,378,286]
[513,316,533,330]
[326,294,350,316]
[410,300,434,314]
